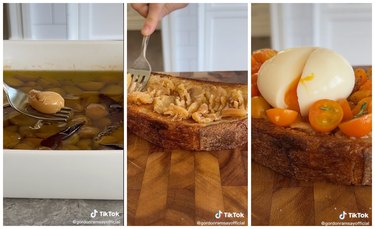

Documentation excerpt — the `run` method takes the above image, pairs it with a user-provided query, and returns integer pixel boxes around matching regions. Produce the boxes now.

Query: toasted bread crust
[128,105,248,151]
[127,73,248,151]
[252,118,372,185]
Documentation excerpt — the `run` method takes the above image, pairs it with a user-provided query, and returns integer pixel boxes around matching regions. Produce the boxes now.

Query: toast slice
[127,73,248,151]
[252,118,372,185]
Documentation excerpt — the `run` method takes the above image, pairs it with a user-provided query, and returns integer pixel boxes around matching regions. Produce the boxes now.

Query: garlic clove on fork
[28,89,65,114]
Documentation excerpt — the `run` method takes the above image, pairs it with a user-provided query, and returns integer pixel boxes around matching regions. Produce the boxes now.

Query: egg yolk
[300,73,315,84]
[285,77,300,112]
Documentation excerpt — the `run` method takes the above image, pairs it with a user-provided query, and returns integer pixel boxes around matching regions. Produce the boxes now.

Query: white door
[162,3,248,72]
[6,3,123,40]
[271,3,371,65]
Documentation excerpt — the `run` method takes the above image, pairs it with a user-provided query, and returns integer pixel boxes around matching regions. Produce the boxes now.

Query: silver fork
[128,35,152,92]
[3,83,72,122]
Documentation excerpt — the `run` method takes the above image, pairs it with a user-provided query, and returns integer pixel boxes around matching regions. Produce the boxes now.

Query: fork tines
[59,107,72,114]
[129,69,151,92]
[53,107,73,120]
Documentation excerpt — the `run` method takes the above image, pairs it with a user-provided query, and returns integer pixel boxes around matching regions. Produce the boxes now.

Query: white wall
[162,3,248,72]
[162,4,199,72]
[25,4,68,39]
[7,3,123,40]
[271,3,372,65]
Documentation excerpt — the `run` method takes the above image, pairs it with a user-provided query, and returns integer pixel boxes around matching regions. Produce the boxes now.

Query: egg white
[257,47,355,116]
[297,48,355,116]
[257,47,316,109]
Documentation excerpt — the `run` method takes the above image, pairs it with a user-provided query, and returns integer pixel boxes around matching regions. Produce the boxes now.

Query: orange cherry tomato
[359,79,372,91]
[352,97,372,117]
[338,99,353,121]
[252,96,271,118]
[349,90,372,103]
[251,84,260,97]
[308,99,343,132]
[251,56,261,74]
[339,114,372,137]
[252,49,278,64]
[354,68,368,88]
[367,67,372,79]
[251,72,258,84]
[266,108,298,127]
[251,73,260,97]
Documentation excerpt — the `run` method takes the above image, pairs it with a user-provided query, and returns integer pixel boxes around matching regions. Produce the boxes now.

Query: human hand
[131,3,188,36]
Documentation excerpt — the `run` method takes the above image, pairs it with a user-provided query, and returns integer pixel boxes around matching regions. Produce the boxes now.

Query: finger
[142,4,164,36]
[161,3,189,17]
[131,3,149,18]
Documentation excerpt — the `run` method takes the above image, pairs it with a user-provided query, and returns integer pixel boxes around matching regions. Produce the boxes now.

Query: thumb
[142,4,163,36]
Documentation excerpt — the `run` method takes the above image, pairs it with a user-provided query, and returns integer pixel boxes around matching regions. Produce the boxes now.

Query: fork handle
[141,36,150,58]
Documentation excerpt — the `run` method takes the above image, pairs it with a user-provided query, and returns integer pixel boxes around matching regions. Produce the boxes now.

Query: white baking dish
[3,41,123,200]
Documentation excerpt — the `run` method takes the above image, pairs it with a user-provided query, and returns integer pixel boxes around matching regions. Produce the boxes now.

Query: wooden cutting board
[127,134,248,226]
[127,71,248,226]
[252,162,372,226]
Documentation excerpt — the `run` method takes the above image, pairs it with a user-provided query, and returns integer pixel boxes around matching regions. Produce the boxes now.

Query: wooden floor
[252,162,372,226]
[127,133,248,226]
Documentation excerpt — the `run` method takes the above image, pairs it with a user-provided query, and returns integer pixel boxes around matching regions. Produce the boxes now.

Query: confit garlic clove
[127,73,248,123]
[153,95,175,114]
[127,73,132,91]
[85,103,109,120]
[128,91,153,105]
[221,108,247,117]
[163,104,189,120]
[28,89,65,114]
[192,103,212,123]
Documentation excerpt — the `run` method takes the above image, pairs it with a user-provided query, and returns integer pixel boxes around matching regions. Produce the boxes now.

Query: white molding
[318,4,372,49]
[203,10,213,70]
[270,4,281,50]
[78,4,90,40]
[67,3,79,40]
[203,9,247,71]
[77,4,123,40]
[269,3,371,65]
[7,4,23,39]
[197,4,205,71]
[162,3,247,72]
[20,4,32,39]
[169,13,178,72]
[161,16,172,72]
[312,4,321,46]
[7,3,123,41]
[282,4,292,48]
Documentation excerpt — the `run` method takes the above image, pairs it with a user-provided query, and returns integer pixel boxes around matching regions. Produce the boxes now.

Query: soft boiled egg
[257,47,355,116]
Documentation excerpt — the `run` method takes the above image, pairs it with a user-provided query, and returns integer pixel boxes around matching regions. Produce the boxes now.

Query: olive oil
[3,71,124,150]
